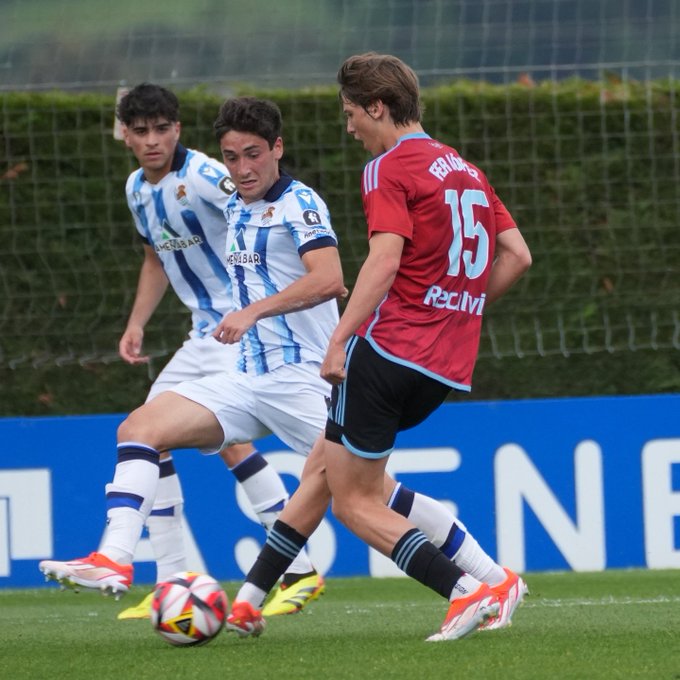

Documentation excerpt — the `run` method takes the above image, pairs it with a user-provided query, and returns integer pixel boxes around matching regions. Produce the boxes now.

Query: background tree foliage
[1,80,678,415]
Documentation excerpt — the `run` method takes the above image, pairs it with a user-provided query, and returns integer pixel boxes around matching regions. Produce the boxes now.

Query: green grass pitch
[4,569,679,679]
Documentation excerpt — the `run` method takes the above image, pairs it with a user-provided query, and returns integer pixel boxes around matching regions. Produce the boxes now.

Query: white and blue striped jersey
[125,144,236,338]
[224,174,340,376]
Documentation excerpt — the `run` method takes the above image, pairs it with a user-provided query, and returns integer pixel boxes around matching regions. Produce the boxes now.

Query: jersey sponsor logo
[303,227,330,240]
[154,234,204,253]
[303,209,322,226]
[226,250,262,266]
[428,153,479,182]
[219,176,236,195]
[422,285,486,316]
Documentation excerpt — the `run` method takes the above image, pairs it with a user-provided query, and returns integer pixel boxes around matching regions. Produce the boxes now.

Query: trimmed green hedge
[1,80,678,415]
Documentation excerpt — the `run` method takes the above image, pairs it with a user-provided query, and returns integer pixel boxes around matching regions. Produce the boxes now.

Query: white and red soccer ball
[150,571,228,646]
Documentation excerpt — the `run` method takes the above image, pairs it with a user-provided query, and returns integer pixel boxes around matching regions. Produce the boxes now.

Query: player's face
[342,98,382,156]
[123,117,180,183]
[219,131,283,204]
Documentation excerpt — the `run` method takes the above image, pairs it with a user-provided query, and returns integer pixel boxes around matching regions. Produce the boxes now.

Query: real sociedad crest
[175,184,189,205]
[261,206,275,225]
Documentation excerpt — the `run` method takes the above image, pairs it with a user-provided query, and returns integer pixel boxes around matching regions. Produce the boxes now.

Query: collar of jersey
[375,132,432,161]
[396,132,431,144]
[139,143,188,183]
[236,172,293,204]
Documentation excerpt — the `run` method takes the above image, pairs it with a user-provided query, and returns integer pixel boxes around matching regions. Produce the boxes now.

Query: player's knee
[117,406,160,446]
[218,442,255,467]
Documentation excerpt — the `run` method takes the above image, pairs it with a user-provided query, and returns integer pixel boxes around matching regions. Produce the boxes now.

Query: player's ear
[273,136,284,160]
[121,125,132,148]
[366,100,384,119]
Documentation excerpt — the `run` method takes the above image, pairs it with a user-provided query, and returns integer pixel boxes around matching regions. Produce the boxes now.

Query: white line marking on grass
[524,595,680,608]
[35,611,103,622]
[360,594,680,614]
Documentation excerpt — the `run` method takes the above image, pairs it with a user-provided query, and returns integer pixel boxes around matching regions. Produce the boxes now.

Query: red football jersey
[357,132,517,390]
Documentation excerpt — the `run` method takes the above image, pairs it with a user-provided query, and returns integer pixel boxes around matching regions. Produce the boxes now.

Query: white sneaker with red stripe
[226,600,266,638]
[39,552,133,598]
[427,583,500,642]
[482,567,528,630]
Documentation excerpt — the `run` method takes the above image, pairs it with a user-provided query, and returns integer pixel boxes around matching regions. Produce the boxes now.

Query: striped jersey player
[222,174,340,375]
[126,143,236,339]
[38,85,324,618]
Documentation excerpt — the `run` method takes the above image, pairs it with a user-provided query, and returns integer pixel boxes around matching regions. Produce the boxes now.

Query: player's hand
[119,326,149,364]
[320,341,346,385]
[213,308,257,344]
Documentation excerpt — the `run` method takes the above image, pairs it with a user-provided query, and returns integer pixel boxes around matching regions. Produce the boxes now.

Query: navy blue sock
[245,520,308,593]
[391,529,464,600]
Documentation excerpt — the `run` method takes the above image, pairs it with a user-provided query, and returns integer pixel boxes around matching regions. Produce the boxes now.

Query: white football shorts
[146,335,241,402]
[170,360,330,456]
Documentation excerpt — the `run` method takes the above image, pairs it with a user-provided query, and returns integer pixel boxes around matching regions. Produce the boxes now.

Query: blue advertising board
[1,393,679,588]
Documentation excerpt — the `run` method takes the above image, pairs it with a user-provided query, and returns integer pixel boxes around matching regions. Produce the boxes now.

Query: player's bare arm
[213,246,345,345]
[484,228,532,305]
[119,244,170,364]
[321,231,404,385]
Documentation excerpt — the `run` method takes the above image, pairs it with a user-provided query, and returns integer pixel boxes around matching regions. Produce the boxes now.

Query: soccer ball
[150,571,228,646]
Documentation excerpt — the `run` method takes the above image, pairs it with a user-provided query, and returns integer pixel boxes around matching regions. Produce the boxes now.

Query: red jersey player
[324,53,531,641]
[354,137,517,388]
[226,53,532,643]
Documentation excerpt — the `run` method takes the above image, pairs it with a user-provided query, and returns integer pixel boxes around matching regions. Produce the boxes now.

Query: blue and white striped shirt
[223,174,340,376]
[126,144,236,338]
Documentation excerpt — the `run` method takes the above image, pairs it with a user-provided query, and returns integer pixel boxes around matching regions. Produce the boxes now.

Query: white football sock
[449,573,484,601]
[388,484,460,549]
[235,581,269,610]
[231,452,315,576]
[389,483,505,585]
[146,507,187,582]
[101,442,160,564]
[451,533,506,586]
[146,457,186,582]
